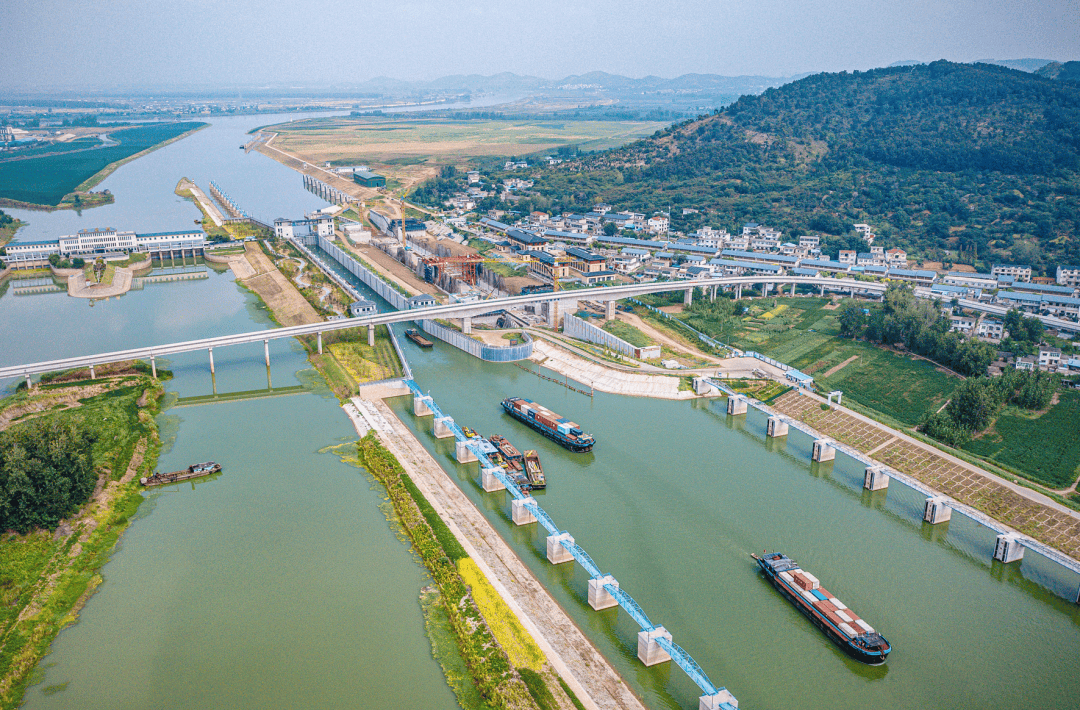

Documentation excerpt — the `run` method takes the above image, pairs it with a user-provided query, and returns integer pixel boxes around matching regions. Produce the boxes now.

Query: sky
[2,0,1079,91]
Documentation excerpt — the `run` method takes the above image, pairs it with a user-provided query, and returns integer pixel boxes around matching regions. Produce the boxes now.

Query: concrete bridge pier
[820,284,825,297]
[812,439,835,462]
[699,690,740,710]
[864,465,890,491]
[317,332,322,354]
[684,288,693,306]
[462,316,472,335]
[511,497,538,525]
[727,395,747,415]
[637,626,672,666]
[547,301,560,328]
[455,440,478,464]
[546,532,575,564]
[25,374,32,390]
[588,575,619,610]
[264,339,270,367]
[433,416,455,438]
[924,496,952,524]
[481,466,506,492]
[790,282,796,296]
[208,348,215,374]
[767,416,789,438]
[995,533,1025,563]
[150,356,157,378]
[413,394,434,416]
[709,285,717,302]
[89,364,96,380]
[368,324,375,346]
[735,284,743,300]
[605,300,615,320]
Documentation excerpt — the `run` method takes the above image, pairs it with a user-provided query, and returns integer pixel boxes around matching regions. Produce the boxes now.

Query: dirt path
[822,355,859,378]
[614,311,723,364]
[345,397,647,710]
[239,242,322,326]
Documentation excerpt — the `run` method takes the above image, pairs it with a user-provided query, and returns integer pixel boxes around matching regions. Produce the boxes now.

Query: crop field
[963,392,1080,488]
[0,122,205,206]
[266,116,666,169]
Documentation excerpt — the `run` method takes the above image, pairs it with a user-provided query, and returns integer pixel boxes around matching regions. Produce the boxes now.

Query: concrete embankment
[177,178,224,227]
[345,389,646,710]
[68,267,134,299]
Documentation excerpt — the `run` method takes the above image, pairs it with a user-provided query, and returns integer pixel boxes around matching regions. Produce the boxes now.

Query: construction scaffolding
[421,254,484,286]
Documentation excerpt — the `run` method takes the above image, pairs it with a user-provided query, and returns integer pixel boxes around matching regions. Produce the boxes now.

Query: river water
[4,111,1080,710]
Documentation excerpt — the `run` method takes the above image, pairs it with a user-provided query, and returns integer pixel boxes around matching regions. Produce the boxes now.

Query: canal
[3,109,1080,710]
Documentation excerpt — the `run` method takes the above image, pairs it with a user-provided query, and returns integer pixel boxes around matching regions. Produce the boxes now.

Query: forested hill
[521,61,1080,271]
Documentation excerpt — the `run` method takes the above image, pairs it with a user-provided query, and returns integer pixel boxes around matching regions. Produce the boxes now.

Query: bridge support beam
[89,364,95,380]
[264,339,270,367]
[767,415,789,438]
[790,282,796,296]
[700,690,740,710]
[547,301,560,329]
[864,465,890,491]
[462,317,472,335]
[368,324,375,346]
[317,332,322,354]
[546,532,575,564]
[455,440,477,464]
[710,285,717,302]
[727,395,747,416]
[812,439,835,462]
[25,374,32,390]
[924,496,952,524]
[605,300,615,320]
[820,284,825,297]
[995,533,1025,563]
[684,288,693,306]
[481,466,506,492]
[150,356,157,378]
[433,416,455,439]
[735,284,742,300]
[511,497,537,526]
[208,348,215,374]
[588,575,619,611]
[413,394,433,417]
[637,626,672,666]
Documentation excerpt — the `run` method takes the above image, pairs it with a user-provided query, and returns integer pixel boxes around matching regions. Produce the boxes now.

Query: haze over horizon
[3,0,1078,92]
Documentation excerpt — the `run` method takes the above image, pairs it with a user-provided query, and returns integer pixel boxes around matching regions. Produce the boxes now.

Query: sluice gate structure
[407,380,740,710]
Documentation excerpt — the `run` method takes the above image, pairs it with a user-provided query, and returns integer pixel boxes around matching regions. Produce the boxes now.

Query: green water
[393,338,1080,710]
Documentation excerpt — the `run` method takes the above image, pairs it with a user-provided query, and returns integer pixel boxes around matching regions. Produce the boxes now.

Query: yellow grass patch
[457,558,544,671]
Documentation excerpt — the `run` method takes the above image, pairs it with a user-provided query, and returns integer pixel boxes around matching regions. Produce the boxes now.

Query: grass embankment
[600,320,652,348]
[0,123,207,209]
[0,365,168,708]
[0,215,25,250]
[356,434,582,710]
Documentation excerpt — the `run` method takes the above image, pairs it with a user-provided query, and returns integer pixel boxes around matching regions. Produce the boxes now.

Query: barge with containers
[753,552,891,664]
[501,397,595,452]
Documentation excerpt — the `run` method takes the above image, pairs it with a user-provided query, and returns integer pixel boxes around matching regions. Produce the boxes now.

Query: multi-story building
[977,318,1005,340]
[992,263,1032,282]
[885,248,907,266]
[4,227,206,264]
[838,250,856,265]
[1056,265,1080,288]
[798,235,821,249]
[1039,347,1062,370]
[565,247,615,284]
[646,215,669,235]
[944,272,999,290]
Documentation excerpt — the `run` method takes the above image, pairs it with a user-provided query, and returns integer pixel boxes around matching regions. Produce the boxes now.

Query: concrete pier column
[546,532,575,564]
[605,300,615,320]
[790,282,796,296]
[699,690,740,710]
[637,626,672,666]
[864,465,890,491]
[693,377,714,396]
[413,394,434,417]
[735,284,742,300]
[587,575,619,611]
[462,316,472,335]
[208,348,215,374]
[767,416,789,438]
[25,374,32,390]
[511,497,538,526]
[317,332,323,354]
[820,284,825,297]
[150,356,157,378]
[481,466,506,492]
[995,533,1025,563]
[455,439,478,464]
[684,288,693,306]
[727,395,747,416]
[710,285,717,302]
[924,496,952,524]
[368,324,375,346]
[812,439,835,462]
[433,416,455,439]
[547,300,560,328]
[89,364,96,380]
[264,339,270,367]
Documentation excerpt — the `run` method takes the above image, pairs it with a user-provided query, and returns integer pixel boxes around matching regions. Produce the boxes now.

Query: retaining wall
[563,312,657,359]
[317,235,410,310]
[418,320,533,362]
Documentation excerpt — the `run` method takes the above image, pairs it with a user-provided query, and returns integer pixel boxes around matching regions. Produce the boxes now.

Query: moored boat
[523,450,546,489]
[489,434,523,461]
[753,552,891,664]
[405,328,434,348]
[501,397,595,452]
[141,461,222,487]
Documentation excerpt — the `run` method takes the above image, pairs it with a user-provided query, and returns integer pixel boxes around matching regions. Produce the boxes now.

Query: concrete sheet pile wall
[564,312,640,359]
[418,320,533,362]
[317,235,409,310]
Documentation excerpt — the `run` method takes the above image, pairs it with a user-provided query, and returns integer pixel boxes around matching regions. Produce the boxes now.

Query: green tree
[946,379,1001,432]
[603,222,618,236]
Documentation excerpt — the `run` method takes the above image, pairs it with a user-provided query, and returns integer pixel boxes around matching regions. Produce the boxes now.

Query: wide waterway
[4,109,1080,710]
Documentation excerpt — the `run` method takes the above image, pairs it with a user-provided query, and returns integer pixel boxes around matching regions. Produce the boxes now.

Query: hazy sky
[3,0,1078,90]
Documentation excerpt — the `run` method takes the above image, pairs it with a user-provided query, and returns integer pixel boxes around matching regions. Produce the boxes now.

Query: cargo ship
[753,552,891,664]
[141,462,221,487]
[523,450,546,489]
[501,397,595,452]
[405,329,434,348]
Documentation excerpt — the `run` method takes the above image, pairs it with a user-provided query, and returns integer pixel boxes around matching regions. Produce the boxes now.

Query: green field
[602,319,653,348]
[0,122,206,206]
[963,392,1080,488]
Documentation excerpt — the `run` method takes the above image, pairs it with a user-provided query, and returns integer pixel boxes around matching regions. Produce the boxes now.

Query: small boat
[405,328,434,348]
[489,435,523,461]
[753,552,891,664]
[462,426,479,439]
[523,450,546,489]
[141,462,221,487]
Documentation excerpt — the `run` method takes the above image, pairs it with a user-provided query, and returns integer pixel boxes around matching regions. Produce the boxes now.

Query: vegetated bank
[0,122,207,210]
[355,432,583,710]
[0,210,24,254]
[0,363,168,709]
